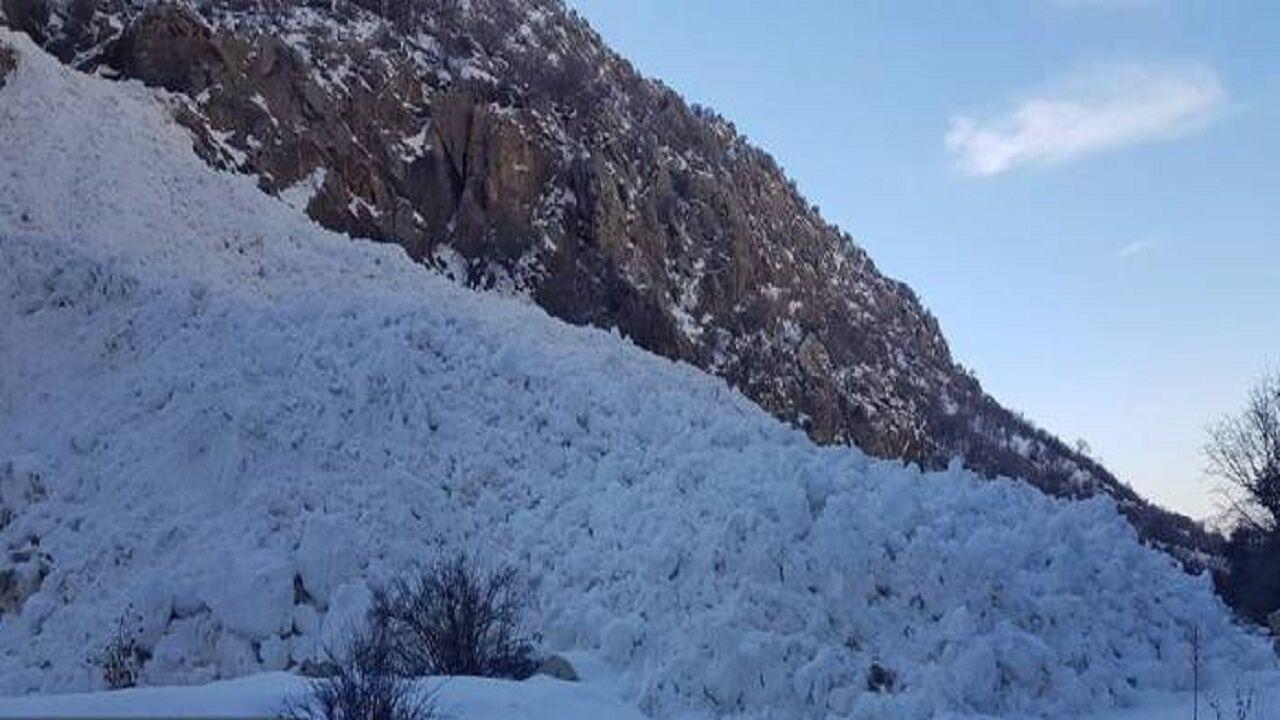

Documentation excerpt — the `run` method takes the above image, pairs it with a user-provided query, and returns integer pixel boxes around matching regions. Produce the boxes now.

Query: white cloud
[946,63,1225,177]
[1118,238,1159,258]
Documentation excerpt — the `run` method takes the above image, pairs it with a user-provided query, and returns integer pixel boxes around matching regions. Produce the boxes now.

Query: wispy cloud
[946,63,1225,177]
[1118,238,1160,258]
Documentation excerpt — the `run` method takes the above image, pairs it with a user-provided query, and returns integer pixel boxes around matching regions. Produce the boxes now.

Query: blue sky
[567,0,1280,520]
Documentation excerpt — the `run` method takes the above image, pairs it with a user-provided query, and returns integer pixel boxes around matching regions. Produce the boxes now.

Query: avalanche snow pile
[0,31,1273,720]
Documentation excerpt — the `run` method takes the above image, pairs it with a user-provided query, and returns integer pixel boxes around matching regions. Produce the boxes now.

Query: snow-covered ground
[2,673,1278,720]
[0,667,1275,720]
[0,660,647,720]
[0,29,1276,720]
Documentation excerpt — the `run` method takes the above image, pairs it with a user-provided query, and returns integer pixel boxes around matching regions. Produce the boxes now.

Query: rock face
[0,0,1211,559]
[0,39,14,86]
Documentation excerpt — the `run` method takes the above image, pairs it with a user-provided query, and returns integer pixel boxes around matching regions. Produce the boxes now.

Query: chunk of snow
[278,167,326,212]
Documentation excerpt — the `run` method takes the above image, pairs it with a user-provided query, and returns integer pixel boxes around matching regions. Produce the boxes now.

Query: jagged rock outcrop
[0,38,15,85]
[0,0,1213,560]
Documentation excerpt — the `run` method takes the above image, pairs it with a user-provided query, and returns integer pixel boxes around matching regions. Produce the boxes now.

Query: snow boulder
[295,514,361,608]
[205,550,294,640]
[317,582,374,655]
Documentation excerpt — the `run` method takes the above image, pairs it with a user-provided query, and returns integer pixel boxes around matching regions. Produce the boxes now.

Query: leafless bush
[283,624,435,720]
[93,613,144,690]
[1209,684,1259,720]
[371,553,537,679]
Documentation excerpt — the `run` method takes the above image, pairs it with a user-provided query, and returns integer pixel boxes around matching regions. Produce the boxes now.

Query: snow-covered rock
[0,30,1275,720]
[536,654,579,682]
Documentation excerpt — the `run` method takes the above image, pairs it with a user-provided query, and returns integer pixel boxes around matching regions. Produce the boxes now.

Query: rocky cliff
[0,0,1212,559]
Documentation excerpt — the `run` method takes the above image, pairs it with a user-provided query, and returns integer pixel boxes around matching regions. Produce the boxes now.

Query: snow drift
[0,30,1273,719]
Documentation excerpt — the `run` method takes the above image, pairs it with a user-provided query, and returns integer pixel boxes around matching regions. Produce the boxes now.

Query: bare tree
[1205,370,1280,536]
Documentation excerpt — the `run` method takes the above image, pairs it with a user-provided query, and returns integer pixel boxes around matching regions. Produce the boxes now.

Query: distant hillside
[0,0,1212,560]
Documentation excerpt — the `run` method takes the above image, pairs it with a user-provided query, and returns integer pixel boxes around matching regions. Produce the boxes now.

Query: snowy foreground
[0,29,1276,719]
[0,668,1274,720]
[0,658,650,720]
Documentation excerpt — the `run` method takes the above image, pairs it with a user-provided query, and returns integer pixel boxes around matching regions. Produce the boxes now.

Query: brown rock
[0,549,50,616]
[1,0,48,44]
[536,654,578,682]
[105,4,221,94]
[0,42,14,88]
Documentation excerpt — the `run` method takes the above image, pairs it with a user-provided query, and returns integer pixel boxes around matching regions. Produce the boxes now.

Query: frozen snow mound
[0,30,1273,720]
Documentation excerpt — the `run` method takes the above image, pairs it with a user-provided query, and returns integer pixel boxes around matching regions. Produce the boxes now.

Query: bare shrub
[1210,684,1260,720]
[371,553,537,679]
[93,613,144,690]
[283,623,435,720]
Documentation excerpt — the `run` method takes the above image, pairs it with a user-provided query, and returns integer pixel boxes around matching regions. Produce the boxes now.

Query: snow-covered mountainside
[0,0,1213,562]
[0,30,1274,720]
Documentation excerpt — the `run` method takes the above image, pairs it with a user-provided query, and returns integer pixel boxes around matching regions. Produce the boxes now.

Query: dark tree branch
[1205,370,1280,535]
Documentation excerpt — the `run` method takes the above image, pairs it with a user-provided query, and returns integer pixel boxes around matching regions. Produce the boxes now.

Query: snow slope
[0,30,1274,720]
